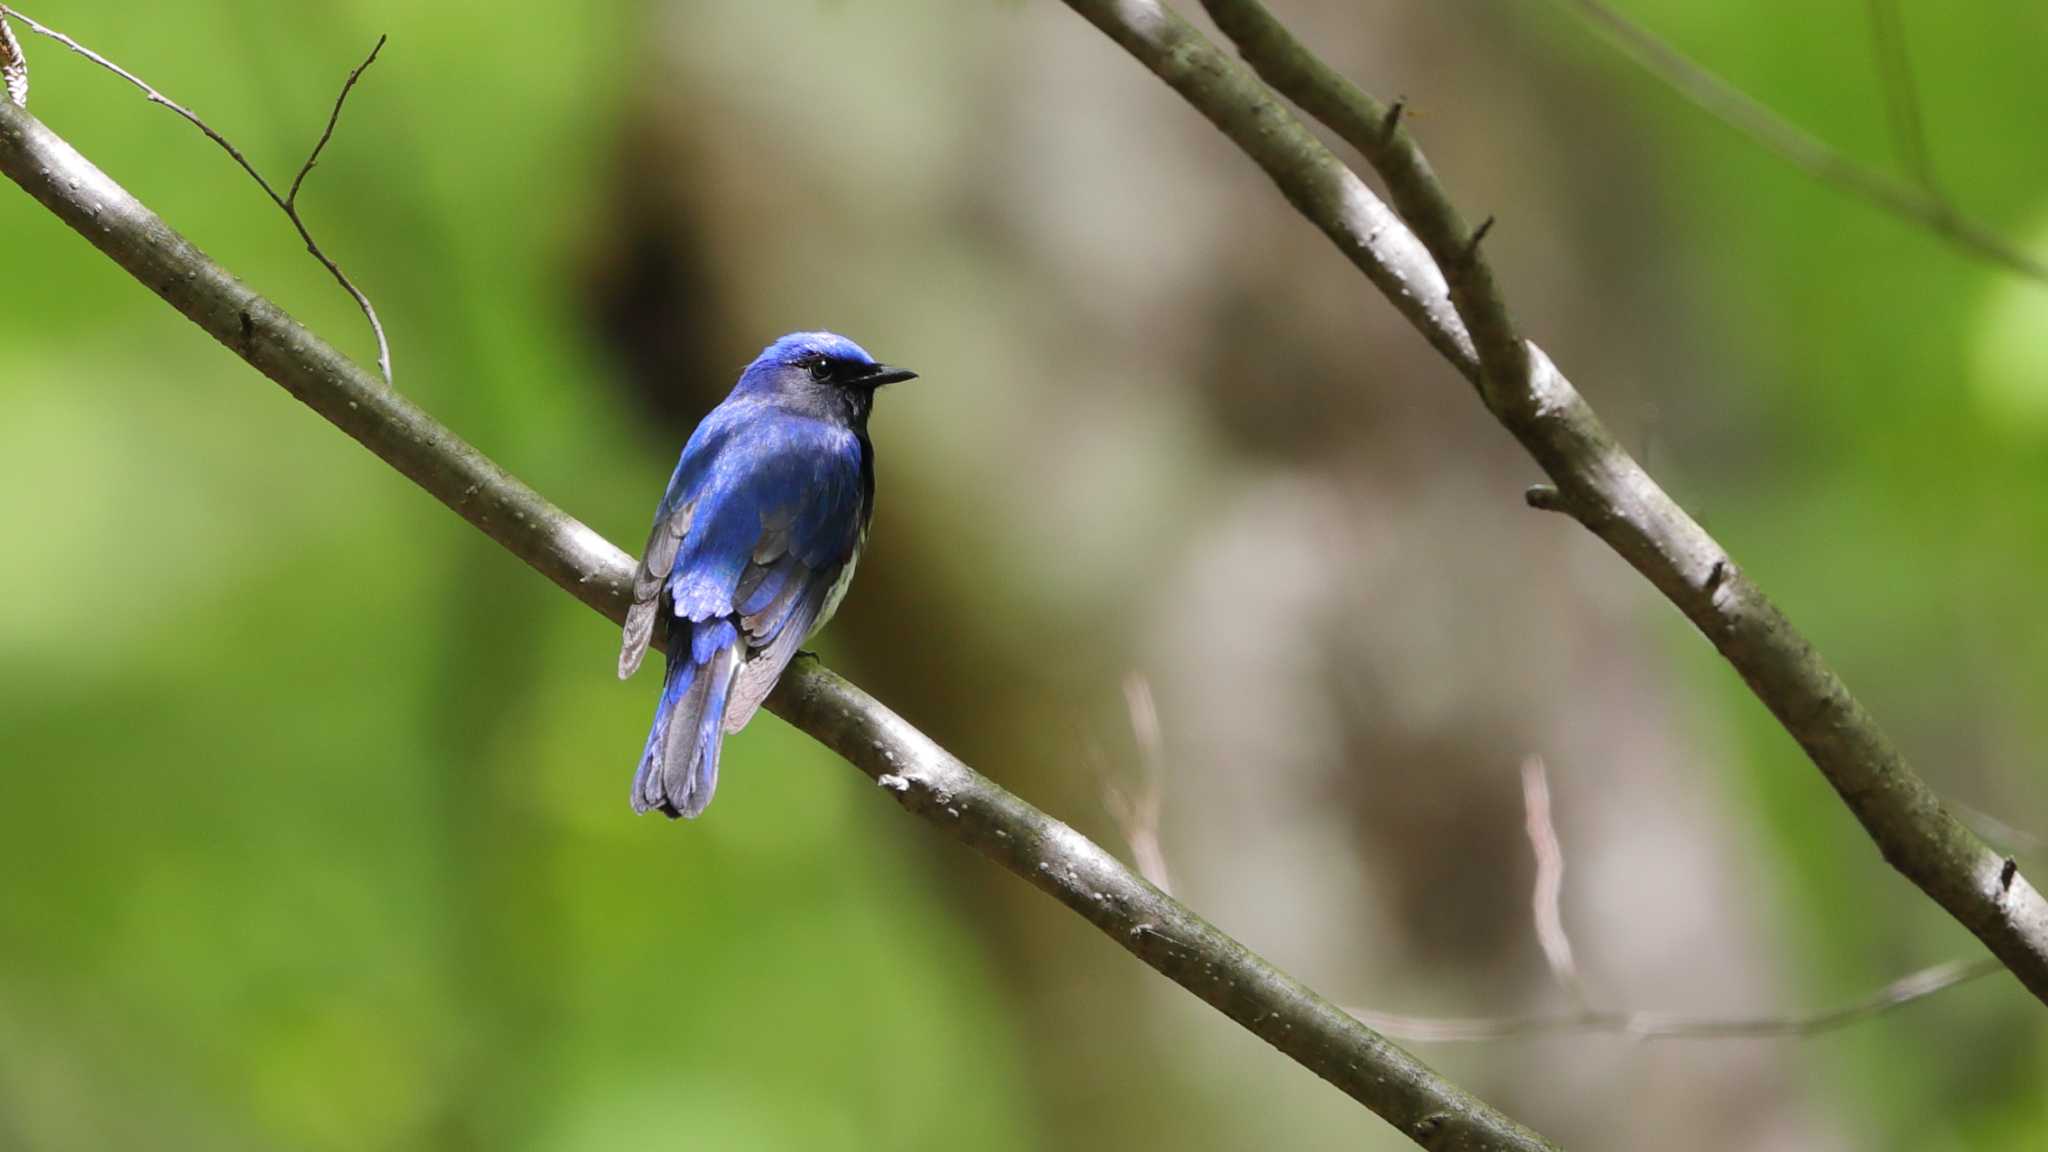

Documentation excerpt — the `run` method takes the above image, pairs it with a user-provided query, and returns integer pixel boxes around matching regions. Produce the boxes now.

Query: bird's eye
[809,357,834,382]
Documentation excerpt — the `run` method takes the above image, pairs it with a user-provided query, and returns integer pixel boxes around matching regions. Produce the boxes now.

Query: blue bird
[618,332,915,818]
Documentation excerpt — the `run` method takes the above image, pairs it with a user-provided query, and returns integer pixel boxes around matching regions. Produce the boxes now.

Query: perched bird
[618,332,915,818]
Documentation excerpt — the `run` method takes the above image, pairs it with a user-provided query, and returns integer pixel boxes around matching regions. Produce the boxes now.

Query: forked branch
[0,6,394,382]
[1050,0,2048,1001]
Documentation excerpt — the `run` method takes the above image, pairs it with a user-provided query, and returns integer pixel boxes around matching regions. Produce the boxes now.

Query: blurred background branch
[1353,750,2005,1042]
[1102,672,1175,896]
[1347,957,2003,1043]
[0,87,1560,1152]
[1545,0,2048,283]
[1518,757,1587,1008]
[1099,702,2000,1045]
[1864,0,1941,202]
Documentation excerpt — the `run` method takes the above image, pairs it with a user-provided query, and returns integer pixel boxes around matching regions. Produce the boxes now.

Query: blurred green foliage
[0,3,1033,1149]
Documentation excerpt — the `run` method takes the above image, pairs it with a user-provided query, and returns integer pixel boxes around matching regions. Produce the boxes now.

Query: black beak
[860,363,918,387]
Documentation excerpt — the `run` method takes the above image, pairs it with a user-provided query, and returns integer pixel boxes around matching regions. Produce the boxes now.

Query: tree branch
[1052,0,2048,1003]
[0,96,1560,1152]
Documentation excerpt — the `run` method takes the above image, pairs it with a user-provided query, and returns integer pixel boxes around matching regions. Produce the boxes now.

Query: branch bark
[0,96,1560,1152]
[1052,0,2048,1003]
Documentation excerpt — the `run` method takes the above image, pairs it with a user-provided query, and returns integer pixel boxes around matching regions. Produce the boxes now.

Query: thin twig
[1346,957,2002,1042]
[1104,673,1175,896]
[287,36,384,209]
[0,12,25,108]
[0,7,393,383]
[1549,0,2045,283]
[1866,0,1941,203]
[1091,725,2000,1046]
[1520,756,1585,1006]
[1349,756,1999,1042]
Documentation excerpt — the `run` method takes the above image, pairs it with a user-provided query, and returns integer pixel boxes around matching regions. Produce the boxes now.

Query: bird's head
[738,331,916,423]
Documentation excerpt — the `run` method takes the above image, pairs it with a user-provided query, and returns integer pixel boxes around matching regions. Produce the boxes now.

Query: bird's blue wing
[722,522,857,732]
[617,411,738,679]
[662,413,866,627]
[622,403,868,816]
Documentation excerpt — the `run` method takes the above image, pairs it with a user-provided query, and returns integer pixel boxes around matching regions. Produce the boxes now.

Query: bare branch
[1548,0,2044,283]
[0,95,1560,1152]
[1055,0,2048,1004]
[1347,957,2001,1042]
[0,7,394,383]
[1091,730,2000,1046]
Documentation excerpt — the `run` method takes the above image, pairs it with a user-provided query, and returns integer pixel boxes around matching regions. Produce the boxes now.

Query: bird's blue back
[619,332,894,818]
[658,399,866,618]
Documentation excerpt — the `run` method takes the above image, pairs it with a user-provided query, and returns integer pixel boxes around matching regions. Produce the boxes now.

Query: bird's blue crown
[754,331,877,370]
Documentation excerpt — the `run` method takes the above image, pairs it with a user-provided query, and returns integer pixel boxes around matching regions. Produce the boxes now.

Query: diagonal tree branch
[1049,0,2048,1003]
[0,96,1559,1152]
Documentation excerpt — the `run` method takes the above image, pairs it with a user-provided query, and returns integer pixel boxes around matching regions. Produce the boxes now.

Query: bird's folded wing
[621,413,865,701]
[617,499,691,679]
[722,554,838,731]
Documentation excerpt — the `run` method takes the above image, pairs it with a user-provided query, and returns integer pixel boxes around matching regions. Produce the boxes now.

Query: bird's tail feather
[631,653,697,815]
[684,647,737,817]
[631,620,741,819]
